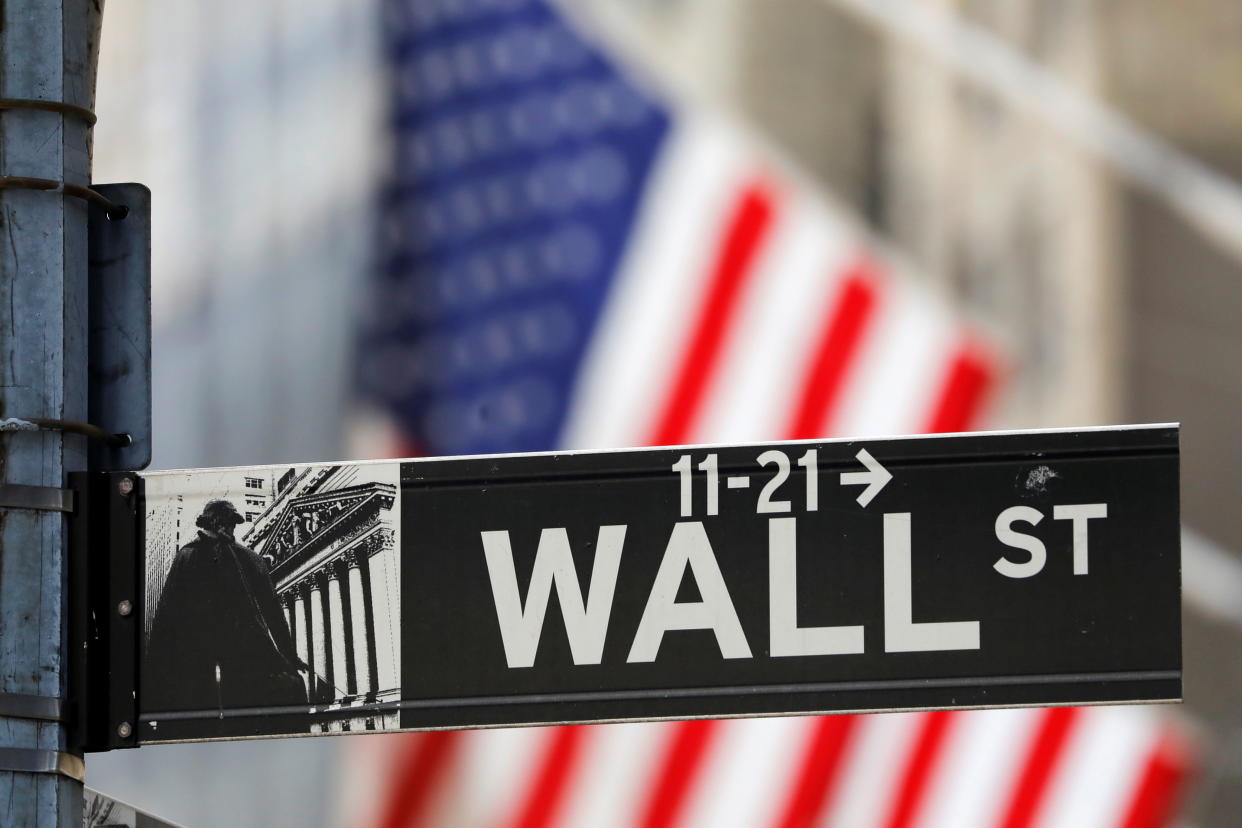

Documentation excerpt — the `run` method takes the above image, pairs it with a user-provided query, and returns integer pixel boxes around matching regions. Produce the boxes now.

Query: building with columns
[243,464,401,733]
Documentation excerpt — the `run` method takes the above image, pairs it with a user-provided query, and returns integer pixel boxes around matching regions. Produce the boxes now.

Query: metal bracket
[0,483,74,513]
[87,183,152,471]
[67,472,141,752]
[0,748,85,782]
[0,693,63,722]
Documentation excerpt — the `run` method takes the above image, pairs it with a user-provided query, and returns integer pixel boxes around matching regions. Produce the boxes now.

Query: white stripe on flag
[831,278,959,438]
[820,711,927,828]
[690,189,854,445]
[1033,706,1161,828]
[679,717,810,828]
[915,708,1044,828]
[561,117,755,450]
[556,722,678,828]
[455,727,553,827]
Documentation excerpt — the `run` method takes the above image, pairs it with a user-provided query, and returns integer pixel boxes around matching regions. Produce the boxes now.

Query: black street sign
[73,425,1180,746]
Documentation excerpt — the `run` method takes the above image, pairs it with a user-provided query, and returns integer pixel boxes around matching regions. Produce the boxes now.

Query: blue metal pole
[1,1,105,823]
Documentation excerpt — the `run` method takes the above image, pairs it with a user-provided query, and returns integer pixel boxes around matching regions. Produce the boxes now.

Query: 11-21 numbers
[672,450,818,517]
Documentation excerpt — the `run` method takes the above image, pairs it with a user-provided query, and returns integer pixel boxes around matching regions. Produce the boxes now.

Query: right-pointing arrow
[840,448,892,507]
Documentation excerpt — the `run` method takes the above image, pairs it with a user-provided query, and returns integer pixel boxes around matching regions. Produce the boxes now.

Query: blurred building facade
[1099,0,1242,560]
[1100,1,1242,819]
[91,0,383,472]
[88,1,381,824]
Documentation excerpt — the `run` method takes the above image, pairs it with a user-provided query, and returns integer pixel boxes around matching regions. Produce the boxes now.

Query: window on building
[244,477,263,489]
[246,512,260,523]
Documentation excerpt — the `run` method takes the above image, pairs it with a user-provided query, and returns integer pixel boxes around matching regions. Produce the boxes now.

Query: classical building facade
[243,465,401,733]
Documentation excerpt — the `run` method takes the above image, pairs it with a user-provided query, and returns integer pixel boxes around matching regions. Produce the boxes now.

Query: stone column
[293,583,310,676]
[367,542,398,693]
[283,592,296,646]
[319,570,336,694]
[310,575,328,698]
[337,557,358,695]
[327,564,349,697]
[346,551,375,695]
[290,583,310,700]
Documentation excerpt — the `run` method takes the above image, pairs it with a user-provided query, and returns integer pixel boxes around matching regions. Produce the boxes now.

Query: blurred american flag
[352,0,1193,826]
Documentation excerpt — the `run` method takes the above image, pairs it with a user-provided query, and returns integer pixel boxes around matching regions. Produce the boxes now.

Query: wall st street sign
[71,425,1180,748]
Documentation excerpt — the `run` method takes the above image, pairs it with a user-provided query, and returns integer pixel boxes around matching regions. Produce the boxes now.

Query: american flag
[354,0,1194,825]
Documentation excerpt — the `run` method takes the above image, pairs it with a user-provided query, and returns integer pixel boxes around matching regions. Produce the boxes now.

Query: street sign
[73,425,1180,746]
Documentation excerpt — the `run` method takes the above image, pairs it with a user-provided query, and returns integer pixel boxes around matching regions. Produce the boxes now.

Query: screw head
[117,599,132,617]
[117,721,132,739]
[117,477,134,496]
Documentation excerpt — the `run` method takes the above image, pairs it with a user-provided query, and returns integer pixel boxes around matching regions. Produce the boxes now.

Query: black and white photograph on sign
[141,462,401,740]
[85,787,181,828]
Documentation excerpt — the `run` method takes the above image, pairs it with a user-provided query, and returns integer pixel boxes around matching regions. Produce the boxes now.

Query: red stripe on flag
[638,720,720,828]
[1117,729,1193,828]
[883,711,956,828]
[997,707,1081,828]
[772,715,860,828]
[377,732,462,828]
[649,180,776,446]
[785,263,879,440]
[509,726,589,828]
[924,344,995,433]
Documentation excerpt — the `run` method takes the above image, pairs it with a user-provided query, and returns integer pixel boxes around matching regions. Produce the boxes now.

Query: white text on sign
[481,514,980,669]
[993,503,1109,578]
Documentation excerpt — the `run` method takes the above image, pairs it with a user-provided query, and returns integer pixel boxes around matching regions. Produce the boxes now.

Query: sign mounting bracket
[67,471,142,752]
[87,182,152,472]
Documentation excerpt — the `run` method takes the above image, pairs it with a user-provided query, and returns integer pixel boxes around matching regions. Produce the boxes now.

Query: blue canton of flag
[362,0,669,456]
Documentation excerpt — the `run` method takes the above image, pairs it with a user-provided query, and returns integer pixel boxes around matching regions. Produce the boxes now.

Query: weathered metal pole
[1,1,104,824]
